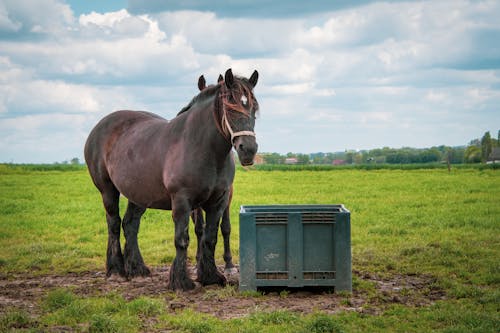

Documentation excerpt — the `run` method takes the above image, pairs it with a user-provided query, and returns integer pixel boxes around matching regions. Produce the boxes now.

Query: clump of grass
[0,309,34,331]
[88,313,119,333]
[160,309,221,333]
[248,309,300,326]
[239,289,264,298]
[303,313,345,333]
[126,296,164,316]
[40,291,156,332]
[43,288,76,311]
[202,285,238,301]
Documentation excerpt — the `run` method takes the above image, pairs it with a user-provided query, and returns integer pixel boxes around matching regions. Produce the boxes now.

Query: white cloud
[153,11,302,55]
[271,83,314,95]
[0,0,74,36]
[0,1,22,32]
[79,9,130,27]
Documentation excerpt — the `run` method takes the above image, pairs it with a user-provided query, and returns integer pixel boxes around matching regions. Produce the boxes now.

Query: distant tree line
[262,130,499,165]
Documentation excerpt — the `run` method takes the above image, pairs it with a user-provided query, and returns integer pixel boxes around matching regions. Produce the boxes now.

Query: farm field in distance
[0,164,498,332]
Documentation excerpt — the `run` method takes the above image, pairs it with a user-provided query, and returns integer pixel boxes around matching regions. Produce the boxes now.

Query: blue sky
[1,0,499,163]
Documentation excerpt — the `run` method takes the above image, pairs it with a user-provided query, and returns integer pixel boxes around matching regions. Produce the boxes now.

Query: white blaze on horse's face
[241,95,248,106]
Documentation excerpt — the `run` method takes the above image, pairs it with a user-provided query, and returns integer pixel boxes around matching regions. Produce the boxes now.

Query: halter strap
[222,109,256,144]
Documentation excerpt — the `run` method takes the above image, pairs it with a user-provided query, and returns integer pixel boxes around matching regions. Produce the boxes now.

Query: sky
[1,0,499,163]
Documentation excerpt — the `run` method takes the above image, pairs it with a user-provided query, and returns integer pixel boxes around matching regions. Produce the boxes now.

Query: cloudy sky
[1,0,499,163]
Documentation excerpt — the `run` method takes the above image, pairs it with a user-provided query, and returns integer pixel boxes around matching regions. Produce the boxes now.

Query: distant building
[487,147,500,164]
[285,157,298,165]
[332,159,345,165]
[253,154,264,165]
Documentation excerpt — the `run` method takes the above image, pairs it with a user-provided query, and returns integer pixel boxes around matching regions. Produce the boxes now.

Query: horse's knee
[220,220,231,237]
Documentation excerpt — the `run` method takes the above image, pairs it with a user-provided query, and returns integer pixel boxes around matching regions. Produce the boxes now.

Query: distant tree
[70,157,80,165]
[296,154,310,164]
[481,131,492,162]
[311,152,325,164]
[345,151,354,164]
[263,153,284,164]
[469,138,481,147]
[420,148,441,163]
[465,145,481,163]
[493,130,500,148]
[354,152,364,164]
[447,147,465,164]
[324,153,335,164]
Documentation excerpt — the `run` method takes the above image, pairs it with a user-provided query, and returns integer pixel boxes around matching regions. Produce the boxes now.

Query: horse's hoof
[106,265,126,278]
[106,274,127,282]
[168,277,196,291]
[224,267,238,275]
[200,269,227,286]
[125,263,151,278]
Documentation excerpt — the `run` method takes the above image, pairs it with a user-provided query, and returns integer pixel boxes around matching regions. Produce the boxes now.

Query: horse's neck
[182,97,232,158]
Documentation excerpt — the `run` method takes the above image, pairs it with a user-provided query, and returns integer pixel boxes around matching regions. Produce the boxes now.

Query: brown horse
[190,74,236,274]
[84,68,259,290]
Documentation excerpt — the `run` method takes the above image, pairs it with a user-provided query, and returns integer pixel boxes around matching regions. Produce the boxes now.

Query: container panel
[303,224,335,272]
[256,224,287,272]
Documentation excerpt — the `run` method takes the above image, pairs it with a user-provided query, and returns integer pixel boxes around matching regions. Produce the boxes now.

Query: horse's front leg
[198,206,227,286]
[168,199,195,291]
[221,206,236,274]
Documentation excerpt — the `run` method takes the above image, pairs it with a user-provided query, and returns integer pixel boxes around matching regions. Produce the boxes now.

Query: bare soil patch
[0,266,446,319]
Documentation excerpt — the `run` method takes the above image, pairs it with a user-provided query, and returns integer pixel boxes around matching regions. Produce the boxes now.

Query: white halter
[221,110,256,144]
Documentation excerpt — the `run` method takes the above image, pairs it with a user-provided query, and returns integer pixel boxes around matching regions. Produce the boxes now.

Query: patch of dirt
[0,266,446,319]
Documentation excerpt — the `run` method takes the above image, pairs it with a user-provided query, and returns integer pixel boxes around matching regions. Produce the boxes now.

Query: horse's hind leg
[102,185,125,277]
[169,198,195,290]
[192,208,204,268]
[122,201,151,277]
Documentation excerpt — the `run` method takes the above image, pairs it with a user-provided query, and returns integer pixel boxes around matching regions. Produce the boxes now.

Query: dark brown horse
[190,74,236,274]
[84,68,259,290]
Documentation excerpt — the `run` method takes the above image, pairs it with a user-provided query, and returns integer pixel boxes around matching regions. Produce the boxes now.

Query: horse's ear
[198,75,206,91]
[225,68,234,89]
[249,70,258,88]
[218,74,223,84]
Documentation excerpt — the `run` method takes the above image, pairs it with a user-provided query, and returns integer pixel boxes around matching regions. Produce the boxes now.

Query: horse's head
[219,68,259,166]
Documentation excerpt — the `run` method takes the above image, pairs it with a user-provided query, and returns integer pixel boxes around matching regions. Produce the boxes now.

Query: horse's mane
[176,84,220,116]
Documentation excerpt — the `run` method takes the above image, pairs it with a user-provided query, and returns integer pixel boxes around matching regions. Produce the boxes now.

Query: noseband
[219,91,256,145]
[221,111,256,144]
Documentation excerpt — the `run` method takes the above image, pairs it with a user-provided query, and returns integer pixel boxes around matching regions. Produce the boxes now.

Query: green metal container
[239,205,351,292]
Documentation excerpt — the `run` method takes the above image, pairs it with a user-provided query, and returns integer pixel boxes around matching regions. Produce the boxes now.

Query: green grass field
[0,164,499,332]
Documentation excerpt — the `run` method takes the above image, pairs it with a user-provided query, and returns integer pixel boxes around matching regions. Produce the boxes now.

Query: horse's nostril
[239,143,245,151]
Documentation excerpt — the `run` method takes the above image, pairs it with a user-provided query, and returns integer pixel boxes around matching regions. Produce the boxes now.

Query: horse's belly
[120,185,172,210]
[109,165,172,210]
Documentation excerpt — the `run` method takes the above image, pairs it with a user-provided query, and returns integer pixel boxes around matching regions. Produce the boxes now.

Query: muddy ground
[0,265,446,320]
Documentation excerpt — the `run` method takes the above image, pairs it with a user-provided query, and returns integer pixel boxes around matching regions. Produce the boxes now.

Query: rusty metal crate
[239,205,351,292]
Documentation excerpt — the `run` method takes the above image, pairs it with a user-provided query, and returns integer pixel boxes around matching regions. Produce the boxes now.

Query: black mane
[177,84,221,116]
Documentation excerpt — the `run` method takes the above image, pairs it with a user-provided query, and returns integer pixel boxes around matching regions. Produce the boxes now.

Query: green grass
[0,164,499,332]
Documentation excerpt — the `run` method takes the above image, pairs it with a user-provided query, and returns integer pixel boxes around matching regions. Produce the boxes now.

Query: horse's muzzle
[234,136,258,166]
